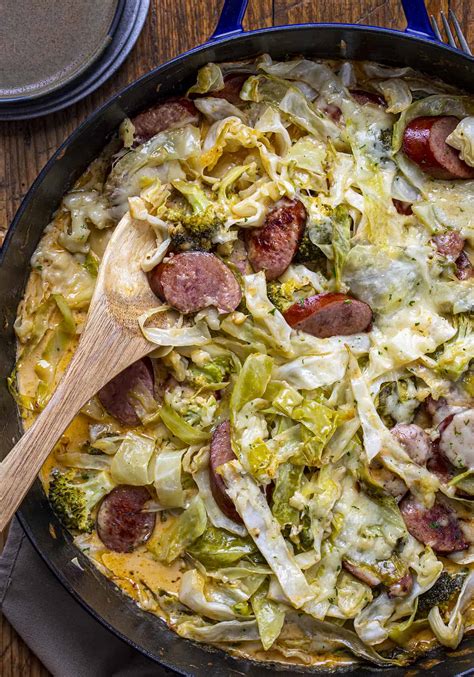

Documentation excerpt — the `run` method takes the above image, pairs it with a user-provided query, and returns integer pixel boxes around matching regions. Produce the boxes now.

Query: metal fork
[430,8,472,55]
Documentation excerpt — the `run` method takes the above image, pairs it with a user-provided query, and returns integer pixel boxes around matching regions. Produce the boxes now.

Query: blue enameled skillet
[0,0,473,674]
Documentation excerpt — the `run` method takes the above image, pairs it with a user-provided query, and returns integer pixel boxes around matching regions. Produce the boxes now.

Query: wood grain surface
[0,0,471,674]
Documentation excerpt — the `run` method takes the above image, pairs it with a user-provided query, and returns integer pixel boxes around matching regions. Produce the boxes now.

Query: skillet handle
[212,0,440,42]
[400,0,437,40]
[210,0,249,40]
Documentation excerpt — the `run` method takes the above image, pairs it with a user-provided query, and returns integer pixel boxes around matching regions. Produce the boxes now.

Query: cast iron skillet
[1,0,473,674]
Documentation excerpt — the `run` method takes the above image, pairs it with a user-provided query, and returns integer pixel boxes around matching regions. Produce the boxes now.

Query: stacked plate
[0,0,149,120]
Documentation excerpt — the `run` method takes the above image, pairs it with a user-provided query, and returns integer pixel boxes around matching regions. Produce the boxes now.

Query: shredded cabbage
[110,432,155,485]
[221,460,314,608]
[17,53,474,670]
[446,116,474,167]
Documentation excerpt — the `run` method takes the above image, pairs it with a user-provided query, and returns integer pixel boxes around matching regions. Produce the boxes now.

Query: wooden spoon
[0,213,158,531]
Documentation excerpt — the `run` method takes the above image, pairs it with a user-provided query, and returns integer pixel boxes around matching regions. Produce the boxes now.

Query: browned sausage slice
[98,358,154,426]
[149,252,242,314]
[132,97,200,144]
[402,116,474,180]
[147,262,166,301]
[427,449,456,484]
[391,423,432,466]
[392,199,413,215]
[433,231,465,261]
[211,73,247,106]
[245,198,307,281]
[350,89,386,107]
[455,251,474,280]
[399,494,468,553]
[97,486,156,552]
[283,292,372,339]
[209,420,242,523]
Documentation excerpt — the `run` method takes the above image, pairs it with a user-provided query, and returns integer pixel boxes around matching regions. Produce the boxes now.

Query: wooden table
[0,0,472,674]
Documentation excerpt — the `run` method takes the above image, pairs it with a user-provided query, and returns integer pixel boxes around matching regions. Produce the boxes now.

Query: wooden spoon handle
[0,313,152,532]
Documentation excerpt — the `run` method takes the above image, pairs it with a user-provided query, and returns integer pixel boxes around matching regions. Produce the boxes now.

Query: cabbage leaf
[251,581,285,650]
[159,404,211,445]
[221,460,314,608]
[446,116,474,167]
[147,495,207,563]
[110,432,155,485]
[152,447,185,508]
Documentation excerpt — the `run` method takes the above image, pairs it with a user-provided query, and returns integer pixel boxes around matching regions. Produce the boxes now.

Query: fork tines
[430,9,472,55]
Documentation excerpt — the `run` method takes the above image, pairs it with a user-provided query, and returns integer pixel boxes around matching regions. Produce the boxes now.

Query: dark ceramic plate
[0,0,149,120]
[0,0,121,102]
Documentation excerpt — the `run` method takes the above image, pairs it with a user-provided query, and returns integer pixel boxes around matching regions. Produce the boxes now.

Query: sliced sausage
[455,251,474,280]
[423,396,466,428]
[393,199,413,215]
[433,231,465,261]
[149,252,242,314]
[388,573,414,598]
[350,89,386,107]
[132,97,200,144]
[427,449,456,484]
[98,358,154,426]
[211,73,247,106]
[439,409,474,470]
[147,262,166,301]
[97,486,155,552]
[391,423,432,466]
[283,292,373,339]
[245,198,307,281]
[399,494,468,553]
[209,420,242,523]
[438,412,456,435]
[427,413,459,483]
[402,116,474,180]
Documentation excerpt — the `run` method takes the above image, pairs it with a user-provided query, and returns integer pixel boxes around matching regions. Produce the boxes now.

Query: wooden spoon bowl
[0,213,158,530]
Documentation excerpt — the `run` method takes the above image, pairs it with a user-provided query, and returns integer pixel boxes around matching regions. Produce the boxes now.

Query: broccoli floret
[168,222,216,252]
[168,213,219,252]
[267,279,310,313]
[188,356,233,387]
[417,571,466,617]
[48,469,115,532]
[165,180,223,251]
[294,229,324,264]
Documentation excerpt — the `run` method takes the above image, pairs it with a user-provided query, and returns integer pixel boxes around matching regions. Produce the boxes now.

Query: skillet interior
[1,24,474,675]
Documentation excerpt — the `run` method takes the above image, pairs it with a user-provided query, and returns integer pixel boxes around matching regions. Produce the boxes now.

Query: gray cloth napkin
[0,518,174,676]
